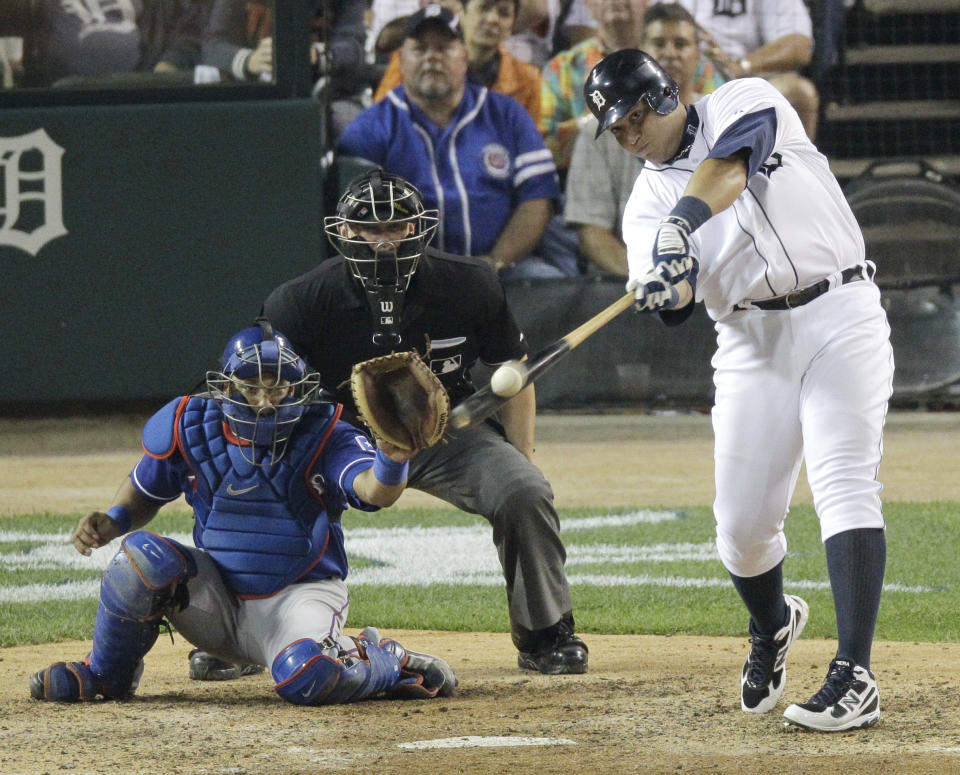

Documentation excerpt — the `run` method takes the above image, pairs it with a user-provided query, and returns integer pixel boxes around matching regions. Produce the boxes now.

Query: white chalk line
[397,735,576,750]
[0,511,934,602]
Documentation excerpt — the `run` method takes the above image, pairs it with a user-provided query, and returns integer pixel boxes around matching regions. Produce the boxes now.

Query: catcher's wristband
[372,449,409,486]
[106,505,132,535]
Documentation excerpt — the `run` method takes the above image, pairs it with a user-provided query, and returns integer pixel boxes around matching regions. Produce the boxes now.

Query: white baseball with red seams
[490,362,526,397]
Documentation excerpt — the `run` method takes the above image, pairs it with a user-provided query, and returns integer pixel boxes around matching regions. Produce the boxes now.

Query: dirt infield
[1,411,958,775]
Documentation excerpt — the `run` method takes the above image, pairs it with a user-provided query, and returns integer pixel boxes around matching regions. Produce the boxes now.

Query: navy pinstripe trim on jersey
[698,122,798,296]
[707,107,777,178]
[744,185,800,289]
[730,203,777,297]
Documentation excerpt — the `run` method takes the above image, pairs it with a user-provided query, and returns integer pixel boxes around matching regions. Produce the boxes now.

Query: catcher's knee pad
[271,633,402,706]
[89,531,196,697]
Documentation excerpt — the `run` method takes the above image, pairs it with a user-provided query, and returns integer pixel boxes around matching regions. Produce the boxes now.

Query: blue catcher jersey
[130,396,378,598]
[338,83,559,257]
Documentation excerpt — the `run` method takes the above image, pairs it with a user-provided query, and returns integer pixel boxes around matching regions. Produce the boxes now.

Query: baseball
[490,363,525,397]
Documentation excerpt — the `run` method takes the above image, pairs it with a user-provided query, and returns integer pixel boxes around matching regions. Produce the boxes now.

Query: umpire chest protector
[144,396,343,598]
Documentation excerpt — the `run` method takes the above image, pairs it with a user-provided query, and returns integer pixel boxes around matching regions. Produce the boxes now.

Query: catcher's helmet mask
[207,317,320,465]
[324,170,439,347]
[584,49,679,138]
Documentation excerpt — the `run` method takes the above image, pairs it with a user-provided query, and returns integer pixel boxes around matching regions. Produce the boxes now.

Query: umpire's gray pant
[408,421,572,635]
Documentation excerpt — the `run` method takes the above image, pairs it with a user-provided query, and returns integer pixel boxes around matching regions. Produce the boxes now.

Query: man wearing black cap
[337,4,576,279]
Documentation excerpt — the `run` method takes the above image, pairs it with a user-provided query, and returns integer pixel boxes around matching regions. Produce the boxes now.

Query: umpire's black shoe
[515,615,588,675]
[188,649,265,681]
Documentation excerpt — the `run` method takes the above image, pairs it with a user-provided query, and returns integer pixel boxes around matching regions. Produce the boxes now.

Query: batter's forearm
[683,157,748,217]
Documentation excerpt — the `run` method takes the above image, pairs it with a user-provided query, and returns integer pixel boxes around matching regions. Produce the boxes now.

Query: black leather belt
[735,266,868,311]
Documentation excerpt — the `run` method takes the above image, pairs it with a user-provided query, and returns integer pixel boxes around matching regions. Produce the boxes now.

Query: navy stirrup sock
[730,560,788,637]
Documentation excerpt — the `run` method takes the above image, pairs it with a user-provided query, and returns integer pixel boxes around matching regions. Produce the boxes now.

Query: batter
[584,49,893,732]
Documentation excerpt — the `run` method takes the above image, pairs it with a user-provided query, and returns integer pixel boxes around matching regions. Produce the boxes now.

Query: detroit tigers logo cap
[404,4,463,41]
[585,49,679,137]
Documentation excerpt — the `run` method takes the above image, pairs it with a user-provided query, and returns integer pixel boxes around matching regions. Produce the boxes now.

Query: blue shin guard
[87,531,196,697]
[272,632,402,706]
[30,661,99,702]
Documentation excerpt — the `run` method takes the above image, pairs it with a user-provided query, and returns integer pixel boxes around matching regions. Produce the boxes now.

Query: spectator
[368,0,462,59]
[42,0,212,86]
[0,38,19,87]
[540,0,726,173]
[201,0,274,82]
[201,0,371,138]
[504,0,597,69]
[565,2,701,276]
[339,5,575,279]
[373,0,543,123]
[678,0,820,138]
[539,0,640,172]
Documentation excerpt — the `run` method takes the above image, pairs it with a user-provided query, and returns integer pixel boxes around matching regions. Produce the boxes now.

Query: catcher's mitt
[350,351,450,450]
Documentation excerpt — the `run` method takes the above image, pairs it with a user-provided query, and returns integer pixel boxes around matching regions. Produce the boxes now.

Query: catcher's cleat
[740,594,809,713]
[188,649,265,681]
[516,616,589,675]
[783,659,880,732]
[362,627,457,699]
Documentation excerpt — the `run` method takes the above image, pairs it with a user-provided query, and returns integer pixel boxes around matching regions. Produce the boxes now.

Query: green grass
[1,502,957,647]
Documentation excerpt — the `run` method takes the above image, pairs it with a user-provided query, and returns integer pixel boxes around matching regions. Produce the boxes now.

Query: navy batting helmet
[584,49,679,138]
[324,169,439,292]
[207,318,320,464]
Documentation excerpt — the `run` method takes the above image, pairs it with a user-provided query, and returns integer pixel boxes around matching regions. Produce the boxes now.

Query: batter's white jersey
[622,77,864,322]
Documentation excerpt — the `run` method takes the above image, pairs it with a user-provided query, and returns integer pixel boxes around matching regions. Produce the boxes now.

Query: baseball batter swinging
[584,49,893,732]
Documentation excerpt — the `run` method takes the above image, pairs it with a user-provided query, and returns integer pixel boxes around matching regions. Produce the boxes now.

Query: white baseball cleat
[740,594,809,713]
[783,659,881,732]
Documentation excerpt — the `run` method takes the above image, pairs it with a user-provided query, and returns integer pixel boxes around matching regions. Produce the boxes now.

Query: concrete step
[844,43,960,65]
[825,99,960,121]
[864,0,960,13]
[829,154,960,180]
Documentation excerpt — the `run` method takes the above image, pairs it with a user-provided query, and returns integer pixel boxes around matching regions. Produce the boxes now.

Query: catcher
[29,320,456,705]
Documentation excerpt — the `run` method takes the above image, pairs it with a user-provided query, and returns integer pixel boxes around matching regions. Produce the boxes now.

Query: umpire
[264,169,586,674]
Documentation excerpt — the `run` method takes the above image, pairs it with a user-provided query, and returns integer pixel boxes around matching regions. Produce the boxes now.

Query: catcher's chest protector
[179,398,339,598]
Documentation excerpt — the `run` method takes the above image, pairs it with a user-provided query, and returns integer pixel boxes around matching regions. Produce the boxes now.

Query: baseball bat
[448,290,636,430]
